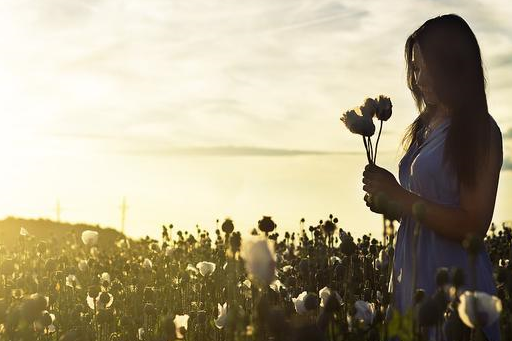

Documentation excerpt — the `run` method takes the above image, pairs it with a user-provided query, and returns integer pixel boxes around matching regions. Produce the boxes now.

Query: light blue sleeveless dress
[389,115,500,341]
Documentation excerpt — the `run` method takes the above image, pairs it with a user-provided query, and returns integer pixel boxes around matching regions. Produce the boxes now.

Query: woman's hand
[363,192,385,214]
[362,163,405,220]
[362,163,403,200]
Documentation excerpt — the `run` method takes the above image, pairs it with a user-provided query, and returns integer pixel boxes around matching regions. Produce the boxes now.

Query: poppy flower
[81,230,99,246]
[214,302,228,329]
[340,109,375,137]
[292,291,308,315]
[196,261,216,276]
[458,291,502,328]
[241,237,276,286]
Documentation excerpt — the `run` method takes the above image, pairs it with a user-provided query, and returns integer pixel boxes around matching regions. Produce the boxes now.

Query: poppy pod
[258,216,276,234]
[221,219,234,234]
[304,293,319,311]
[322,220,337,235]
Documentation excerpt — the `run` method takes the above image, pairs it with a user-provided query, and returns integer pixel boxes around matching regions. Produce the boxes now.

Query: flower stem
[374,120,383,164]
[362,136,373,164]
[368,137,373,163]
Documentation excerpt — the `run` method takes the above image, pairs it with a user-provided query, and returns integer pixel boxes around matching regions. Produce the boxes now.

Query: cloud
[503,127,512,139]
[0,0,511,154]
[45,131,396,157]
[119,145,354,157]
[504,157,512,171]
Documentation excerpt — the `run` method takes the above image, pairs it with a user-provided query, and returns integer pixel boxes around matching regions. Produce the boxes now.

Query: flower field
[0,216,511,341]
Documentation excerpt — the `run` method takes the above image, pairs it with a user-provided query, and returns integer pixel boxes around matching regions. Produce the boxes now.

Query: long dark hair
[402,14,491,189]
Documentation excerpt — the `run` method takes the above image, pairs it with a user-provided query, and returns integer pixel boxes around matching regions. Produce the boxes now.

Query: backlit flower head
[340,109,375,137]
[241,237,276,286]
[360,97,378,119]
[375,95,392,121]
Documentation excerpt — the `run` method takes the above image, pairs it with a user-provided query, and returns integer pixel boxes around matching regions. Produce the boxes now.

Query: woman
[362,14,503,341]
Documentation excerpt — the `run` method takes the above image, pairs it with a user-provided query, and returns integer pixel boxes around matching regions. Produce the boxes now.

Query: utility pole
[120,197,127,235]
[56,199,61,222]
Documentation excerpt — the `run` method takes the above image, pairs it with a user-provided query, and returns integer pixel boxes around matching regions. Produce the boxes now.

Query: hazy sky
[0,0,511,240]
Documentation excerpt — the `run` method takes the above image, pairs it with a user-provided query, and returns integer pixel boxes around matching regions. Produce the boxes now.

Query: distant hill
[0,216,127,250]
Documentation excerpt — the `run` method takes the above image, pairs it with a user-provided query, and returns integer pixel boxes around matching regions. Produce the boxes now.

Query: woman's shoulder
[487,113,503,166]
[488,114,502,145]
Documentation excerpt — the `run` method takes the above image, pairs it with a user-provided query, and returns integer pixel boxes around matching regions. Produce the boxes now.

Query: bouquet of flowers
[340,95,392,165]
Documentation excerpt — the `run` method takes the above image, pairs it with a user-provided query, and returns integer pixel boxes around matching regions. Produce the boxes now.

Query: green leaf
[386,307,415,341]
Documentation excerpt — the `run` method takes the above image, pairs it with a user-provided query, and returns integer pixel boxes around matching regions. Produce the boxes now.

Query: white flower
[330,256,342,265]
[458,291,502,328]
[142,258,153,270]
[90,247,100,258]
[348,301,376,329]
[319,286,342,308]
[375,259,382,270]
[269,279,285,292]
[116,239,129,248]
[238,279,252,299]
[186,264,199,275]
[78,260,88,272]
[282,265,293,273]
[138,327,145,340]
[87,292,114,309]
[196,261,216,277]
[20,227,29,236]
[65,275,80,289]
[45,323,56,334]
[40,311,56,334]
[241,237,276,286]
[81,230,99,246]
[340,109,375,137]
[100,272,111,285]
[174,314,189,339]
[292,291,308,315]
[375,95,392,121]
[214,303,228,329]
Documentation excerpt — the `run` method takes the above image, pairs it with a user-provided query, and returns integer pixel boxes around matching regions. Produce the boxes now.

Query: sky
[0,0,511,240]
